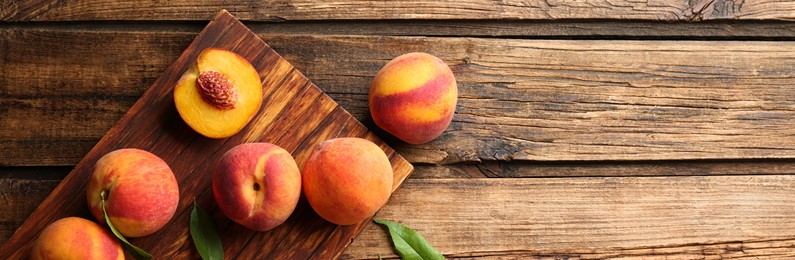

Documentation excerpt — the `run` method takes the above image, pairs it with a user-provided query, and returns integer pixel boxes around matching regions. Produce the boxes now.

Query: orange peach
[369,52,457,144]
[302,138,393,225]
[31,217,124,260]
[175,48,263,139]
[86,148,179,238]
[213,143,301,231]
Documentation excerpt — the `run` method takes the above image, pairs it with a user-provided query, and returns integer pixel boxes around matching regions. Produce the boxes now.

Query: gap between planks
[1,20,795,40]
[3,159,795,180]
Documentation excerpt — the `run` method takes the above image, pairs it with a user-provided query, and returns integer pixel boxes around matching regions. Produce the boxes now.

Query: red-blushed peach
[31,217,124,260]
[369,52,457,144]
[86,148,179,238]
[302,137,393,225]
[213,143,301,231]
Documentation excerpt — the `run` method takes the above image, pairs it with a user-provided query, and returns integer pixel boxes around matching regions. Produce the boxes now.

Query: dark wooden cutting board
[0,10,413,259]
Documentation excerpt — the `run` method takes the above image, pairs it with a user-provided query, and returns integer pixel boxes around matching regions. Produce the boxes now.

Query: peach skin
[369,52,458,144]
[213,143,302,231]
[302,137,393,225]
[86,148,179,238]
[31,217,124,260]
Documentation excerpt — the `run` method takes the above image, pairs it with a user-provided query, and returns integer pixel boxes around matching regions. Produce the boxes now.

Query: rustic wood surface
[346,176,795,259]
[2,3,795,259]
[2,0,795,21]
[3,30,795,166]
[0,11,413,259]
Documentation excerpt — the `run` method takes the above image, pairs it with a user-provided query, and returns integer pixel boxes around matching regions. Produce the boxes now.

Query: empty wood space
[2,2,795,259]
[346,176,795,259]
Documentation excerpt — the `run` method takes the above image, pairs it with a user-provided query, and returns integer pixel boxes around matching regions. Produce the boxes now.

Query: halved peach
[175,48,263,139]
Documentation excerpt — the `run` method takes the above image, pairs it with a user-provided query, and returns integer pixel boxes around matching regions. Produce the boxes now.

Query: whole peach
[369,52,457,144]
[31,217,124,260]
[213,143,302,231]
[302,138,393,225]
[86,148,179,238]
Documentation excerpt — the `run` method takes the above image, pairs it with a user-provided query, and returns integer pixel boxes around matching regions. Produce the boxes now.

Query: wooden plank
[2,0,795,21]
[412,160,795,178]
[345,176,795,259]
[2,30,795,166]
[0,11,413,259]
[354,238,795,259]
[3,174,794,258]
[0,178,60,244]
[212,20,795,39]
[5,20,795,39]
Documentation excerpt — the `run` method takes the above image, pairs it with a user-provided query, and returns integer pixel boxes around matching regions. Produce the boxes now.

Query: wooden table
[2,2,795,259]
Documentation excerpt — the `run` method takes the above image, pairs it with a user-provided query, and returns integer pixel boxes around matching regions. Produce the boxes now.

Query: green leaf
[190,199,224,260]
[374,220,444,260]
[101,191,152,260]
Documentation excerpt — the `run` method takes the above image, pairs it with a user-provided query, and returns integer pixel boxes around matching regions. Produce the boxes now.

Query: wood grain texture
[7,20,795,39]
[0,178,59,244]
[0,11,413,259]
[2,2,793,260]
[2,29,795,166]
[3,170,795,259]
[275,35,795,164]
[412,160,795,178]
[2,0,795,21]
[345,176,795,259]
[243,20,795,39]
